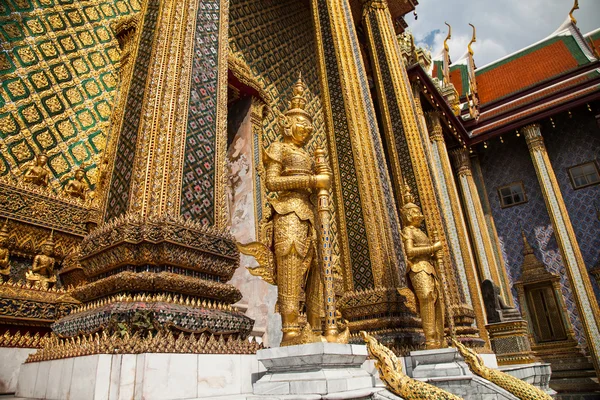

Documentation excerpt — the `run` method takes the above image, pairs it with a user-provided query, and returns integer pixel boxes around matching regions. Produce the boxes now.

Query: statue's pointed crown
[284,72,311,120]
[401,183,418,210]
[42,229,55,247]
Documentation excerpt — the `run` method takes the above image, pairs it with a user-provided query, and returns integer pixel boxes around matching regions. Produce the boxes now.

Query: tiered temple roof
[426,16,600,145]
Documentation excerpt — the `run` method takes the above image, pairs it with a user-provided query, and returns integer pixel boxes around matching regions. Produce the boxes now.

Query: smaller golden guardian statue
[238,73,348,346]
[0,219,11,280]
[22,152,50,187]
[26,231,57,289]
[400,185,445,349]
[63,166,88,200]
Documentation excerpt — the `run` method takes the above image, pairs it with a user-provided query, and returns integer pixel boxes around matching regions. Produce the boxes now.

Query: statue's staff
[432,230,456,340]
[314,146,339,341]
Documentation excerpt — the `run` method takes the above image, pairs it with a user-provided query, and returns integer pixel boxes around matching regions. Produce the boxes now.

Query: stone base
[402,347,553,399]
[253,343,378,397]
[16,353,264,400]
[486,320,537,365]
[500,363,555,395]
[0,347,37,394]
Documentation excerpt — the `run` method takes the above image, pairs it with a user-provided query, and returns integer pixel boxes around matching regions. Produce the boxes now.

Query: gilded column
[311,0,421,341]
[522,123,600,375]
[450,148,508,298]
[44,0,255,351]
[425,112,489,345]
[361,0,479,343]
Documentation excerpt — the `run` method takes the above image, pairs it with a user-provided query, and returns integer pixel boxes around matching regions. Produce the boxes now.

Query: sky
[406,0,600,67]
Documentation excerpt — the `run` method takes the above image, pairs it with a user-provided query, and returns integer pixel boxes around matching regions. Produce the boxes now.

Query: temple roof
[430,16,600,144]
[475,33,592,106]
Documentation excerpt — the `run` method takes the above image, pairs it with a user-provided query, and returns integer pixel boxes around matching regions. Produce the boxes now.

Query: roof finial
[444,22,452,52]
[468,23,476,56]
[569,0,579,25]
[442,22,452,86]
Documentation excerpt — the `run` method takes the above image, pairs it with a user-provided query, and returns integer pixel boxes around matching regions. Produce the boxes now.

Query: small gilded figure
[26,231,57,289]
[0,219,11,280]
[238,73,347,346]
[63,166,88,200]
[22,152,50,187]
[400,185,445,349]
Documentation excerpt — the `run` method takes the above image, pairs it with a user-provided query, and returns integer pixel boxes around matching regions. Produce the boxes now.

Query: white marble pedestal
[253,343,379,398]
[0,347,37,394]
[16,353,265,400]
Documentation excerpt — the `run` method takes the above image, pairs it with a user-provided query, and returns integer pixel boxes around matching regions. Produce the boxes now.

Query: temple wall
[179,0,226,224]
[541,104,600,301]
[476,130,587,349]
[225,97,280,347]
[0,0,140,198]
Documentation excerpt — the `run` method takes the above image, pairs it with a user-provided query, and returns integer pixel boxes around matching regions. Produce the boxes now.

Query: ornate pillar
[450,148,510,300]
[522,123,600,375]
[311,0,421,343]
[39,0,257,355]
[360,0,479,344]
[425,112,489,345]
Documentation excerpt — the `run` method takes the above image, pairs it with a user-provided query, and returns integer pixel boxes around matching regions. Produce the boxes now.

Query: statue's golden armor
[401,186,445,349]
[238,74,347,346]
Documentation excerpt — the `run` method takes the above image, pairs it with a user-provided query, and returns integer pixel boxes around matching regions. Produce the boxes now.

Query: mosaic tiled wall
[314,1,373,289]
[477,133,587,349]
[542,105,600,301]
[228,0,347,281]
[0,0,141,194]
[105,0,157,221]
[179,0,222,224]
[356,9,406,286]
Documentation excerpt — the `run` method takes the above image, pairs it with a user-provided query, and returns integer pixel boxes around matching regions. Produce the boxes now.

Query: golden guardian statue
[400,185,445,349]
[238,74,348,346]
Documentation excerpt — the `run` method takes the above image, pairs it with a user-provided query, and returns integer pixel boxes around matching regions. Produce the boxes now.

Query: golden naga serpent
[362,332,553,400]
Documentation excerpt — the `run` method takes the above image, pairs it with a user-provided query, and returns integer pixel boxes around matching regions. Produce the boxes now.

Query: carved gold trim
[99,0,148,216]
[0,330,51,349]
[26,331,262,362]
[213,0,230,229]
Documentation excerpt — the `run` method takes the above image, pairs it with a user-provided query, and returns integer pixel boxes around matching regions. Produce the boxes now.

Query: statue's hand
[315,174,331,190]
[432,241,442,252]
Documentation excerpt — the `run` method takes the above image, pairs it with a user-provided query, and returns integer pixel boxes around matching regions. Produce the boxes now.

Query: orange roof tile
[476,37,587,105]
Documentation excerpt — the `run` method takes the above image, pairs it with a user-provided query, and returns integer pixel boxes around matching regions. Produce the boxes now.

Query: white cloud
[407,0,600,66]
